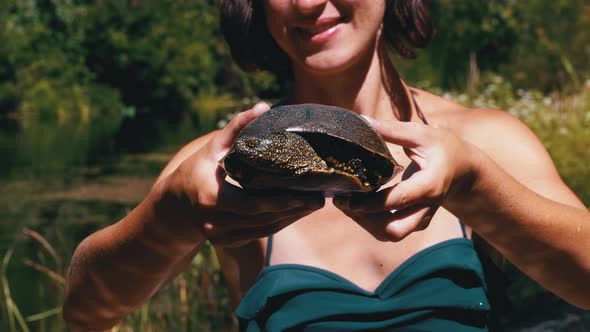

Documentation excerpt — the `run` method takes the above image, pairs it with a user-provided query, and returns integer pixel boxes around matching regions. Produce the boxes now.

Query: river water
[0,111,236,331]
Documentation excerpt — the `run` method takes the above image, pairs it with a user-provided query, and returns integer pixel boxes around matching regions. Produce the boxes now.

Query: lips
[295,17,344,43]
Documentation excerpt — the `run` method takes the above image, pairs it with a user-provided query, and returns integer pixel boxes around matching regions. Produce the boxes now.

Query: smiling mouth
[295,18,345,40]
[297,25,339,39]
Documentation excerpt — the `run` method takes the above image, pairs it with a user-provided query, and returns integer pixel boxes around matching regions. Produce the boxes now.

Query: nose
[293,0,327,16]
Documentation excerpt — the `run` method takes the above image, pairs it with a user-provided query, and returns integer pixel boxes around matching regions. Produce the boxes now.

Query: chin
[296,48,359,76]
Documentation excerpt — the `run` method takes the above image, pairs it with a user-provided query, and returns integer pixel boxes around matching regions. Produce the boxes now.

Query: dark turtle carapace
[221,104,403,195]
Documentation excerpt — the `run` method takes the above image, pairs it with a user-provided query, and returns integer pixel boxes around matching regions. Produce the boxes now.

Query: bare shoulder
[412,88,583,207]
[442,106,539,157]
[413,88,546,164]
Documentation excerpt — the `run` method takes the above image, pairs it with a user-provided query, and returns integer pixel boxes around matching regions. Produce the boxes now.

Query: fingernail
[253,101,270,112]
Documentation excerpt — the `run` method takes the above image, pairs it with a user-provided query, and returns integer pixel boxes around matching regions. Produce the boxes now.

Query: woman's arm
[63,127,221,331]
[335,110,590,309]
[447,109,590,309]
[63,178,206,331]
[63,103,324,331]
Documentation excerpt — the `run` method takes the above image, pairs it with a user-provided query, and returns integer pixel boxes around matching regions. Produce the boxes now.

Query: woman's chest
[216,200,465,308]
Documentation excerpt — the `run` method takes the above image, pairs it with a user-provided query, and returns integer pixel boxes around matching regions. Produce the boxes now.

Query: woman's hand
[162,102,325,248]
[333,117,480,242]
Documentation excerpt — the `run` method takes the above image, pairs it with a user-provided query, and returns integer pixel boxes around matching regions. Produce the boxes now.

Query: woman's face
[264,0,386,75]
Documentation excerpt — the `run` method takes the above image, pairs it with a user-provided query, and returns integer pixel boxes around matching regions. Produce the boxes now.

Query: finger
[339,209,392,242]
[208,209,310,247]
[335,173,441,212]
[217,184,325,215]
[210,102,271,155]
[362,115,428,148]
[349,205,436,242]
[204,205,320,235]
[383,205,437,241]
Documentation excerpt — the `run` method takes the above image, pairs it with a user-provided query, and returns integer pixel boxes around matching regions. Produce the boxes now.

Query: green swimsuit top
[235,222,493,332]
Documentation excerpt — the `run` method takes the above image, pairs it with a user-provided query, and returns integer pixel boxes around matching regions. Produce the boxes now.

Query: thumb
[210,102,271,158]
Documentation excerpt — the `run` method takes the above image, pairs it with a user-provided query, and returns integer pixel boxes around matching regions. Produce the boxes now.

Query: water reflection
[0,109,221,330]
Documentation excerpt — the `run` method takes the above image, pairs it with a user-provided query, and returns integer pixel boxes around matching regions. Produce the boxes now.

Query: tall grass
[118,244,235,331]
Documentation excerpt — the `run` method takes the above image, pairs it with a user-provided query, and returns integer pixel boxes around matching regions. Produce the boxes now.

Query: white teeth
[300,24,338,37]
[306,26,331,34]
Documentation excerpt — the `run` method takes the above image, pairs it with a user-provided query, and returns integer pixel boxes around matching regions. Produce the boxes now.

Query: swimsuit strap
[410,90,430,125]
[460,221,468,238]
[265,235,274,266]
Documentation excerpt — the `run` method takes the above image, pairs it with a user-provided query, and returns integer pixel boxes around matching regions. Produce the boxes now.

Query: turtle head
[233,133,287,162]
[229,132,326,172]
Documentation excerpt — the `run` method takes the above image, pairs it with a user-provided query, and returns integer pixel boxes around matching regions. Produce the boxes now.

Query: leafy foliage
[399,0,590,92]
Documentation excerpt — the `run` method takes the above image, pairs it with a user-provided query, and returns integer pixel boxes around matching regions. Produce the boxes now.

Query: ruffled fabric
[236,239,491,332]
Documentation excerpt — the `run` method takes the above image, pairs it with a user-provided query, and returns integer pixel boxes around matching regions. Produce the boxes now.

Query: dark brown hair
[219,0,433,75]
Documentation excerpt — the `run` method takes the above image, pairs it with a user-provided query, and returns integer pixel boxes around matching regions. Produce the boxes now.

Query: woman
[63,0,590,331]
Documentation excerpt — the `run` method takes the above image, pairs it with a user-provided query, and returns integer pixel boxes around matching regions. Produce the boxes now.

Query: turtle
[221,104,403,195]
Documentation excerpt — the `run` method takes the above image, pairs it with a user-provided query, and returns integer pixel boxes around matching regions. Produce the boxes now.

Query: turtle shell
[221,104,403,194]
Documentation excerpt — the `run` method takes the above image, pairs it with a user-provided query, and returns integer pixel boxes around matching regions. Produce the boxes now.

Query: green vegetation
[433,74,590,204]
[1,0,589,162]
[403,0,590,92]
[0,1,589,331]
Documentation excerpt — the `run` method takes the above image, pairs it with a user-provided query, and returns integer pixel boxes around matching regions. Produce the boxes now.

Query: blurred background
[0,0,589,331]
